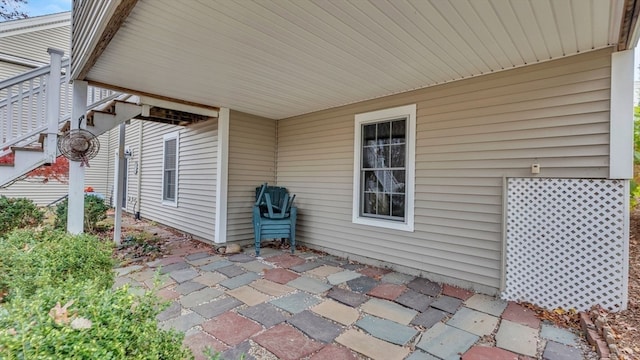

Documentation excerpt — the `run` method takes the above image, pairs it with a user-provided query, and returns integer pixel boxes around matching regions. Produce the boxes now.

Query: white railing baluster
[7,86,13,142]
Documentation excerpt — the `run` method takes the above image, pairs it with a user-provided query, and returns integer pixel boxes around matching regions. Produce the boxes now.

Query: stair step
[12,146,43,152]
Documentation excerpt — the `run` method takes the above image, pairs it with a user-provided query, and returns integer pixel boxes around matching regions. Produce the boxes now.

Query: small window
[162,131,179,206]
[353,105,415,231]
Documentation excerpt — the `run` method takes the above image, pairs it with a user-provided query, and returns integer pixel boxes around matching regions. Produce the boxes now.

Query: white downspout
[113,123,126,245]
[135,120,143,219]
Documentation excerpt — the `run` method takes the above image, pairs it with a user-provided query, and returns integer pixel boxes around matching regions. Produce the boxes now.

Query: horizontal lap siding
[139,120,218,241]
[276,48,612,291]
[0,26,71,63]
[226,110,276,242]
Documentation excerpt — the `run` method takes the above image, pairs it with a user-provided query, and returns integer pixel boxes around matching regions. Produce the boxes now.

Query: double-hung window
[162,131,179,206]
[353,104,416,231]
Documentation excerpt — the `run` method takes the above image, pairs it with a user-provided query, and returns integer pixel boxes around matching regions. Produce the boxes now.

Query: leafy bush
[0,229,114,300]
[0,281,192,359]
[0,196,43,236]
[55,194,110,233]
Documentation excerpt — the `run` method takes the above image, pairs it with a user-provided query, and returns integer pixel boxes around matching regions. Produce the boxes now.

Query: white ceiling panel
[82,0,623,119]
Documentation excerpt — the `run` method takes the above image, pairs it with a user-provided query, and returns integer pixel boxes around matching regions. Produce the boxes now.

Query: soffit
[84,0,623,119]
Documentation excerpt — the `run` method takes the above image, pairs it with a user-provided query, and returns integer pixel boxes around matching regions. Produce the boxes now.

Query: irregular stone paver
[361,298,417,325]
[356,315,419,345]
[406,350,440,360]
[221,340,255,360]
[287,310,343,343]
[465,294,508,317]
[543,341,583,360]
[327,287,368,308]
[199,259,233,271]
[144,275,175,289]
[113,265,142,276]
[227,253,255,263]
[113,276,139,289]
[157,287,180,301]
[358,266,391,279]
[290,261,322,273]
[227,285,271,306]
[411,308,448,328]
[192,296,242,319]
[217,264,246,278]
[186,252,211,261]
[160,312,205,332]
[407,278,442,297]
[308,344,358,360]
[347,276,379,293]
[183,330,228,360]
[311,299,360,326]
[367,283,406,300]
[239,260,273,273]
[180,287,224,308]
[128,267,154,281]
[327,270,361,285]
[157,301,181,321]
[306,265,343,278]
[541,324,579,346]
[462,346,521,360]
[264,268,300,284]
[442,284,475,300]
[447,307,499,336]
[318,255,348,266]
[341,263,364,271]
[431,295,463,314]
[496,320,538,357]
[169,268,199,283]
[335,328,409,360]
[159,261,190,274]
[202,311,262,346]
[239,302,288,327]
[174,281,206,295]
[288,276,332,294]
[395,289,434,312]
[417,322,479,359]
[219,272,260,289]
[270,292,321,314]
[187,255,220,267]
[192,271,226,287]
[253,324,324,360]
[250,279,294,297]
[266,254,306,268]
[501,302,540,329]
[381,272,414,285]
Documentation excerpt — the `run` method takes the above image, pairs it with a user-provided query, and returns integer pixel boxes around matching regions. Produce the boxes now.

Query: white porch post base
[67,80,88,234]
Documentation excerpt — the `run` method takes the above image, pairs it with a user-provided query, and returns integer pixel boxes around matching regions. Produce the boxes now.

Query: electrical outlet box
[531,163,540,174]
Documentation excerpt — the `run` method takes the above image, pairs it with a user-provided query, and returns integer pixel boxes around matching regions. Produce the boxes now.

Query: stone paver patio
[115,243,594,360]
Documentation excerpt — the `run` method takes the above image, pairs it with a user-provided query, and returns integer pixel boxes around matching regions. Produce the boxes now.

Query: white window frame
[162,131,180,207]
[353,104,416,232]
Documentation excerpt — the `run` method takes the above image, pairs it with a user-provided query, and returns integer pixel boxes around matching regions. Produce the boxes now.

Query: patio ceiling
[76,0,634,120]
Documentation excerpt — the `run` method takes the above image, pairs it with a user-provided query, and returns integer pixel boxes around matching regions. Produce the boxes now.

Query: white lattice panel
[503,178,627,311]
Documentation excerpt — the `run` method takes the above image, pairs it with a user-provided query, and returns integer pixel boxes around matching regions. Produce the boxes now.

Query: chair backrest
[255,183,294,218]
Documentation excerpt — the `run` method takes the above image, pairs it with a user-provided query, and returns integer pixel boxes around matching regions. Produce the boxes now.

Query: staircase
[0,49,142,187]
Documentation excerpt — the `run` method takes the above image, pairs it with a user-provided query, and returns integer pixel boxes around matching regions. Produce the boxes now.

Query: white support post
[45,48,64,164]
[609,49,634,179]
[67,80,88,234]
[113,123,126,245]
[214,108,229,244]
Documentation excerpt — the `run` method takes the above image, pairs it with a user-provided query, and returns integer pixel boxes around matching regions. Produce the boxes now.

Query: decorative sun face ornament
[57,129,100,167]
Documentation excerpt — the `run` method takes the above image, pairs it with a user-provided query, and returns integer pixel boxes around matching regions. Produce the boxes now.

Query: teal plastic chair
[253,183,296,256]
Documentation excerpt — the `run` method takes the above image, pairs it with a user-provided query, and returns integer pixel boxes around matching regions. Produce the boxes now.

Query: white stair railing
[0,48,118,159]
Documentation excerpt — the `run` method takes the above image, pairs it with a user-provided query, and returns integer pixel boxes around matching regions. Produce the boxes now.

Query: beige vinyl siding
[226,110,276,243]
[138,120,218,242]
[0,62,31,80]
[0,26,70,63]
[276,48,612,291]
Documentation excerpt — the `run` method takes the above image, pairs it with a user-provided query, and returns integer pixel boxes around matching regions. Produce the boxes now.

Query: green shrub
[0,229,114,300]
[55,195,110,233]
[0,196,43,236]
[0,281,192,359]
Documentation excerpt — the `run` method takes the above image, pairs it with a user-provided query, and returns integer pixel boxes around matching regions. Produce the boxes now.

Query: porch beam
[67,80,88,234]
[609,49,634,179]
[214,108,229,244]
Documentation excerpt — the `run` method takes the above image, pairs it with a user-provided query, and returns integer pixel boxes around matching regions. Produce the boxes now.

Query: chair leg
[290,225,296,254]
[254,227,261,256]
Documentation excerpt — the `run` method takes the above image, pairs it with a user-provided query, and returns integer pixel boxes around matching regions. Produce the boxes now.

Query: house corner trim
[214,108,230,243]
[609,49,634,179]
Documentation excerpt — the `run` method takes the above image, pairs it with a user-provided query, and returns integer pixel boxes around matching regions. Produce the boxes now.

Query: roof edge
[0,11,70,36]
